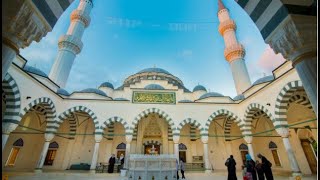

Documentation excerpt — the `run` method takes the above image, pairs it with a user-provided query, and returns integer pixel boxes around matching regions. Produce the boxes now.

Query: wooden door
[301,139,317,174]
[179,151,186,162]
[240,151,248,166]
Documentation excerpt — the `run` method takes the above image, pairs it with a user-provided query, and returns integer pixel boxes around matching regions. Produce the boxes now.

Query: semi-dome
[23,65,48,77]
[57,88,70,96]
[253,75,274,85]
[137,68,172,76]
[79,88,107,96]
[233,94,244,101]
[199,92,224,99]
[193,85,207,92]
[99,82,114,89]
[144,84,165,90]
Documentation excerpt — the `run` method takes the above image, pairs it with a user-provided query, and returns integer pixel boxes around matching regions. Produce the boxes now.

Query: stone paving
[3,171,317,180]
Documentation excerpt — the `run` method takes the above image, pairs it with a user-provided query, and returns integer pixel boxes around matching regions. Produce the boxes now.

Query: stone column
[266,15,317,114]
[276,128,302,178]
[90,134,103,173]
[2,1,53,79]
[2,123,18,152]
[201,135,211,173]
[243,136,255,161]
[173,135,180,161]
[124,134,133,169]
[35,133,55,172]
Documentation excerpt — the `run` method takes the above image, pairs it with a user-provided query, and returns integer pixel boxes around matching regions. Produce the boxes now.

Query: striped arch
[288,92,312,110]
[2,73,21,124]
[100,116,129,139]
[19,97,56,133]
[177,118,202,139]
[55,106,99,135]
[275,80,305,128]
[132,123,174,141]
[204,109,242,139]
[131,108,175,132]
[243,103,275,136]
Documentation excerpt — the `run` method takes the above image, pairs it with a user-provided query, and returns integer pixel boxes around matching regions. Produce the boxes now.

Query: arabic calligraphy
[133,92,175,104]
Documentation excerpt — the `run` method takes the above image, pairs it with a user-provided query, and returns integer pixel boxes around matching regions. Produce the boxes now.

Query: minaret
[217,0,251,95]
[49,0,93,88]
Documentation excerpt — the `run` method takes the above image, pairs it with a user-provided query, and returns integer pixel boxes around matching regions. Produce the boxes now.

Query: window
[44,141,59,166]
[269,141,281,166]
[6,138,24,167]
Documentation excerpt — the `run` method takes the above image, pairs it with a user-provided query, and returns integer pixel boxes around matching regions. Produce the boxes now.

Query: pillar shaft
[90,142,100,170]
[174,143,179,161]
[2,134,9,152]
[36,141,50,169]
[203,143,210,170]
[282,137,301,173]
[124,143,131,169]
[247,143,255,161]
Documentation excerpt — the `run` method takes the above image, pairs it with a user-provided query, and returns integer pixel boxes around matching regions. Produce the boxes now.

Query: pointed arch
[204,109,242,135]
[100,116,129,131]
[13,138,24,147]
[274,80,306,128]
[2,73,21,124]
[131,108,175,132]
[54,106,99,135]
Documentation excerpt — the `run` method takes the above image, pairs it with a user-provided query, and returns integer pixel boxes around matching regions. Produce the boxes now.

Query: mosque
[2,0,317,178]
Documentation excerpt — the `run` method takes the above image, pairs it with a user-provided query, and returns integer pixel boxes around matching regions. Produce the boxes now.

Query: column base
[288,172,303,180]
[205,169,211,173]
[34,169,42,173]
[120,169,127,177]
[89,169,96,174]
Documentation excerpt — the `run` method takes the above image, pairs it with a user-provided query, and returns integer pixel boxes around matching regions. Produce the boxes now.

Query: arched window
[179,143,187,150]
[239,143,248,165]
[269,141,281,166]
[178,143,187,162]
[6,138,24,166]
[116,142,126,150]
[44,141,59,166]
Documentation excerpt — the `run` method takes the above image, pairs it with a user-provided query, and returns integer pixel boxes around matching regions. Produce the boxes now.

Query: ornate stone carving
[243,136,253,144]
[58,35,83,54]
[44,133,55,142]
[266,15,317,63]
[172,135,180,144]
[126,134,133,143]
[132,91,176,104]
[70,10,91,28]
[201,135,209,144]
[218,19,236,35]
[94,134,103,143]
[2,1,51,50]
[275,127,289,138]
[224,43,245,62]
[217,9,228,16]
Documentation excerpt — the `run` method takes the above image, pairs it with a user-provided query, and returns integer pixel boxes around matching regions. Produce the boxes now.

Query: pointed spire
[218,0,226,11]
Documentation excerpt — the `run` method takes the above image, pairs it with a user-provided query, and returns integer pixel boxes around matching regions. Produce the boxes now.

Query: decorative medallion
[132,91,176,104]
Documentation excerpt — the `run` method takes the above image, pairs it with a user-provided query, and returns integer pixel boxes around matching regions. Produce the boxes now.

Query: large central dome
[137,68,173,76]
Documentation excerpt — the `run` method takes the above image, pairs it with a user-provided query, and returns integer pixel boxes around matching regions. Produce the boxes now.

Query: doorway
[144,145,160,155]
[179,151,186,162]
[301,139,317,174]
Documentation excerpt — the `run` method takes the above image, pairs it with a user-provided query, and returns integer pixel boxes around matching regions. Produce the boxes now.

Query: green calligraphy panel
[132,91,176,104]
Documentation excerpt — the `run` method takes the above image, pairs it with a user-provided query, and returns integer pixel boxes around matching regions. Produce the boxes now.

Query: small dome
[23,65,48,77]
[233,94,244,101]
[114,98,129,101]
[178,100,193,103]
[79,88,107,96]
[193,85,207,92]
[138,68,172,76]
[253,75,274,85]
[199,92,224,99]
[144,84,165,90]
[99,82,114,89]
[57,88,70,96]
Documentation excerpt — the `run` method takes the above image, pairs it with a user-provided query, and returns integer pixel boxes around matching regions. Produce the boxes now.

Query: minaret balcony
[58,35,83,54]
[70,10,91,28]
[218,20,236,35]
[224,44,246,62]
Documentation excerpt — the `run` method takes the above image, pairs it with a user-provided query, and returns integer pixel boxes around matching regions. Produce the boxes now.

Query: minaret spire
[217,0,251,95]
[49,0,93,88]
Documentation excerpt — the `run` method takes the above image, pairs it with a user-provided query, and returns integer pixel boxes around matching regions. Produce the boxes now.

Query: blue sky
[20,0,285,97]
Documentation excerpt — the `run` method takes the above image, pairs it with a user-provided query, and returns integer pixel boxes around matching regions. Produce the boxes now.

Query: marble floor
[3,171,317,180]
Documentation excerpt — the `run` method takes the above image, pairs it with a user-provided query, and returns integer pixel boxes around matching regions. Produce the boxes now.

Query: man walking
[108,154,116,173]
[225,155,237,180]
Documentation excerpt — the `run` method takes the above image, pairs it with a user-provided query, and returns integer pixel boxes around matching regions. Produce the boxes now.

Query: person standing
[255,160,265,180]
[257,153,273,180]
[108,154,116,173]
[119,154,125,169]
[225,155,237,180]
[176,159,180,179]
[245,154,257,180]
[180,158,186,179]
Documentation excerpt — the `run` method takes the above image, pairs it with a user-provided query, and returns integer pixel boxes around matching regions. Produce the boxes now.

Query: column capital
[94,134,103,143]
[2,123,18,134]
[126,134,133,143]
[44,133,55,142]
[172,135,180,144]
[266,15,316,63]
[201,135,209,144]
[276,127,290,138]
[243,136,253,144]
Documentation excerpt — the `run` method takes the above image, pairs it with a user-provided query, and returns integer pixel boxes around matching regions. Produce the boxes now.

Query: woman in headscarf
[245,154,257,180]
